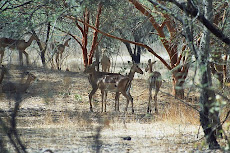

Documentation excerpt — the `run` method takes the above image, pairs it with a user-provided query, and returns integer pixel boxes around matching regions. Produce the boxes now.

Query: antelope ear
[152,61,157,64]
[148,59,151,63]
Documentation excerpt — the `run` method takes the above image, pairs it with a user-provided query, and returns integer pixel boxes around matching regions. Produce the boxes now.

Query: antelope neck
[127,70,135,81]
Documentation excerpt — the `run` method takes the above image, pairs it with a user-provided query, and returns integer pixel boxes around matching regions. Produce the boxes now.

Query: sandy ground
[0,64,227,153]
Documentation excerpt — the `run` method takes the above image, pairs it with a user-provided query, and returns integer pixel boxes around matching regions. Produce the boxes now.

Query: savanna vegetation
[0,0,230,152]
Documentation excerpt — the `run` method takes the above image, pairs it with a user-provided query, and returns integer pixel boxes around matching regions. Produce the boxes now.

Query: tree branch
[148,0,230,45]
[77,18,172,70]
[0,1,33,13]
[53,26,83,49]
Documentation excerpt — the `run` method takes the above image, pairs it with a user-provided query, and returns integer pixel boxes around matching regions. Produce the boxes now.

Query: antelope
[54,38,71,70]
[100,48,111,72]
[101,55,111,72]
[145,59,162,114]
[2,72,37,94]
[84,61,143,113]
[84,61,118,112]
[0,35,36,65]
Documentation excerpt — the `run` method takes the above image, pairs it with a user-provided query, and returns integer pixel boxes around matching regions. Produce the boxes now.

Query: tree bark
[82,8,89,67]
[198,0,221,149]
[88,2,102,65]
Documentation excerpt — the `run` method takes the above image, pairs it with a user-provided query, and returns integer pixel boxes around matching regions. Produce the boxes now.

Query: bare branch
[0,1,33,13]
[77,18,172,70]
[148,0,230,45]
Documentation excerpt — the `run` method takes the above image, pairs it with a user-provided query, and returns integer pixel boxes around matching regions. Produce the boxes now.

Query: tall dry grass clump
[160,101,200,125]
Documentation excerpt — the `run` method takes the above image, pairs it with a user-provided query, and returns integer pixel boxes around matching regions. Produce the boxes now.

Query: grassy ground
[0,63,229,153]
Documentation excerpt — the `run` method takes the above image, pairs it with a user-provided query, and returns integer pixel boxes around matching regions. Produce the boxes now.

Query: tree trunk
[31,22,51,68]
[198,0,221,149]
[172,63,189,99]
[134,45,141,63]
[122,42,141,63]
[95,47,100,72]
[82,8,89,67]
[88,2,102,65]
[172,77,184,99]
[42,22,51,67]
[118,29,141,64]
[199,65,220,149]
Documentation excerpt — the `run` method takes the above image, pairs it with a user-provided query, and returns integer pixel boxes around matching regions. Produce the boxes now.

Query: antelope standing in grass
[53,38,71,70]
[145,59,162,114]
[1,71,37,107]
[101,55,111,72]
[84,61,143,113]
[100,48,111,72]
[0,35,36,65]
[2,72,37,94]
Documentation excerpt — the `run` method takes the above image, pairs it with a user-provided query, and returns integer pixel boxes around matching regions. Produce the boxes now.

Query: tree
[127,0,189,99]
[0,0,71,67]
[64,2,103,67]
[113,2,155,63]
[117,19,154,63]
[146,0,230,149]
[197,0,222,149]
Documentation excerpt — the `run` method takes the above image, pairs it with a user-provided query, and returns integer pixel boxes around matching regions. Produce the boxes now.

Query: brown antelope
[101,55,111,72]
[145,59,162,114]
[2,72,37,94]
[100,48,111,72]
[84,61,118,112]
[0,35,36,65]
[84,61,143,113]
[54,38,71,70]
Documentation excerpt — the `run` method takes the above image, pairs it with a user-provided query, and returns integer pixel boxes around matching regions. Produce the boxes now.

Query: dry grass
[0,64,229,153]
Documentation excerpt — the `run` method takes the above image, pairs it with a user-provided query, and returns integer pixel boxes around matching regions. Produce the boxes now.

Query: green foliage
[210,95,227,113]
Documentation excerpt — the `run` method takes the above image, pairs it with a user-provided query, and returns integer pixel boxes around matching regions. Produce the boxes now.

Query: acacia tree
[64,2,102,67]
[197,0,222,148]
[126,0,189,99]
[117,18,155,63]
[71,0,187,98]
[146,0,230,149]
[127,0,229,98]
[0,0,74,67]
[112,2,155,63]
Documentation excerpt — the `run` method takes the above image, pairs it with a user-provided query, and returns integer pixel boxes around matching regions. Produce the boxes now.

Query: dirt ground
[0,65,228,153]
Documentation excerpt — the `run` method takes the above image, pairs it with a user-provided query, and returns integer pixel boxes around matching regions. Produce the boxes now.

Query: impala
[52,38,71,70]
[101,55,111,72]
[145,59,162,114]
[2,72,37,94]
[84,61,143,113]
[0,35,36,65]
